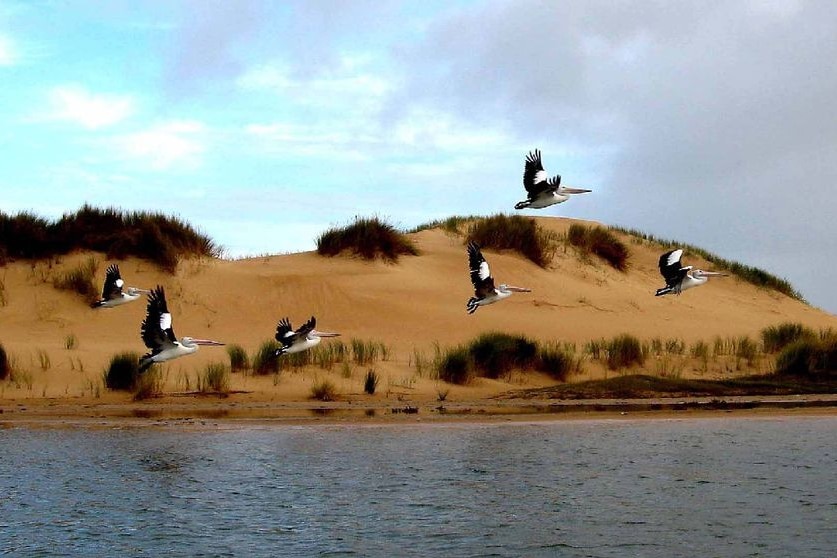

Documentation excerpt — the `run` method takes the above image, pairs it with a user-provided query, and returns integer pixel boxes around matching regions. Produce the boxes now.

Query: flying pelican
[466,241,531,314]
[139,286,224,371]
[91,264,149,308]
[515,149,592,210]
[274,316,341,356]
[655,249,727,296]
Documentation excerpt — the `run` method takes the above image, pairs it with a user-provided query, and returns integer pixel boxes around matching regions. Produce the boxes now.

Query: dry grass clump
[133,368,163,400]
[364,369,379,394]
[774,333,837,378]
[466,214,558,268]
[0,342,8,381]
[103,352,141,391]
[316,216,419,261]
[310,379,338,401]
[252,340,281,375]
[605,334,645,369]
[226,344,249,372]
[408,215,479,235]
[566,224,629,271]
[53,256,98,300]
[198,362,230,394]
[0,205,220,272]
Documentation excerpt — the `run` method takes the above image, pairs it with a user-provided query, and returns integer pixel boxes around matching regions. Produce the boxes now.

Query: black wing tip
[526,148,541,161]
[105,263,120,275]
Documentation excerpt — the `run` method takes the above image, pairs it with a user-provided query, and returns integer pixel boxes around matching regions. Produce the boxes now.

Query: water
[1,417,835,557]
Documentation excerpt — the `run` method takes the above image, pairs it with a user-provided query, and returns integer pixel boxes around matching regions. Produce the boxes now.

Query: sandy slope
[0,217,834,410]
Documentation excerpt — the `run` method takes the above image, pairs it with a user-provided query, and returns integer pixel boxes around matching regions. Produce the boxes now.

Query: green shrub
[606,334,645,370]
[775,337,837,377]
[0,342,8,381]
[437,347,473,385]
[198,362,229,393]
[466,214,558,267]
[310,379,338,401]
[537,344,580,381]
[104,352,141,390]
[252,340,281,375]
[54,256,98,300]
[226,344,249,372]
[469,332,538,379]
[316,216,418,261]
[566,224,629,271]
[761,323,816,353]
[364,369,379,394]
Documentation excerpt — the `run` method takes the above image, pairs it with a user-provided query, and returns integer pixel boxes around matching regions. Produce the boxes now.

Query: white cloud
[43,85,135,129]
[116,121,206,170]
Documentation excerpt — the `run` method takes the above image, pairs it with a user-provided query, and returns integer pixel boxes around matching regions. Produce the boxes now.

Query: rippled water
[1,417,835,557]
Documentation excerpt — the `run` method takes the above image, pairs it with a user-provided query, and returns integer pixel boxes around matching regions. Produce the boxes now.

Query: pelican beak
[193,339,225,346]
[561,187,592,194]
[702,271,728,277]
[314,330,341,338]
[506,286,532,293]
[136,288,152,294]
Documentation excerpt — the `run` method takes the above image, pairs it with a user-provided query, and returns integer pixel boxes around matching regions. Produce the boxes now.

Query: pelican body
[91,264,149,308]
[466,241,531,314]
[515,149,591,210]
[274,316,340,356]
[655,249,727,296]
[139,286,224,371]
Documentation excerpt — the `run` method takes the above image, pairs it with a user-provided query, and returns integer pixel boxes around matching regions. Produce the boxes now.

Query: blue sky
[2,1,836,314]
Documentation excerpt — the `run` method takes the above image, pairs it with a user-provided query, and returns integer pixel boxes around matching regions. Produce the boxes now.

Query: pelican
[655,249,727,296]
[91,264,149,308]
[515,149,592,210]
[138,285,224,371]
[466,241,531,314]
[274,316,341,356]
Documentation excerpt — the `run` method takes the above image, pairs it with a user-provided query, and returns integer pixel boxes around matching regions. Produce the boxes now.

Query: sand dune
[0,217,834,410]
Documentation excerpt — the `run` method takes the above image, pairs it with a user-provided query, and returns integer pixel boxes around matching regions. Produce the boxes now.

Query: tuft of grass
[761,322,816,353]
[54,256,98,300]
[310,379,338,401]
[0,274,7,306]
[613,226,803,300]
[316,216,419,261]
[133,368,163,400]
[566,224,629,271]
[64,334,78,351]
[226,344,249,372]
[690,340,711,371]
[364,369,379,395]
[605,334,645,370]
[252,340,281,375]
[466,214,558,267]
[538,342,583,381]
[351,339,387,366]
[0,342,8,381]
[198,362,230,394]
[735,336,759,368]
[437,346,473,385]
[774,336,837,378]
[408,215,479,235]
[313,341,347,370]
[103,352,141,391]
[469,332,538,380]
[35,348,51,371]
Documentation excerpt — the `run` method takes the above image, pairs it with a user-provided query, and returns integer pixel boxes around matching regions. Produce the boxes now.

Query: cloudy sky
[2,1,835,313]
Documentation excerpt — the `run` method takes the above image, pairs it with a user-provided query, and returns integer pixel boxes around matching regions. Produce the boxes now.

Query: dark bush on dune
[466,214,557,268]
[774,336,837,378]
[104,352,141,391]
[469,332,538,379]
[316,217,418,261]
[605,334,645,370]
[761,322,816,353]
[567,224,629,271]
[437,347,473,385]
[0,205,220,272]
[0,342,9,381]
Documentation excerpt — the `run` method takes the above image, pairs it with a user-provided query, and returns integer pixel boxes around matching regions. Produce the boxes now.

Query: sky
[1,0,836,314]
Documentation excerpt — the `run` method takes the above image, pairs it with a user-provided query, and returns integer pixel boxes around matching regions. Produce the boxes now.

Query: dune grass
[103,352,141,391]
[466,214,558,268]
[198,362,230,394]
[316,216,419,261]
[613,226,803,300]
[252,340,281,376]
[0,205,220,272]
[761,322,817,353]
[364,369,380,394]
[226,344,249,372]
[774,334,837,378]
[310,379,338,401]
[566,224,629,271]
[53,256,98,300]
[0,342,8,381]
[133,368,163,400]
[408,215,480,235]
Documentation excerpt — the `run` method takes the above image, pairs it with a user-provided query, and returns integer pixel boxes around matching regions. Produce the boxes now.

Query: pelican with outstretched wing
[274,316,340,356]
[515,149,592,210]
[91,264,149,308]
[466,241,531,314]
[656,249,727,296]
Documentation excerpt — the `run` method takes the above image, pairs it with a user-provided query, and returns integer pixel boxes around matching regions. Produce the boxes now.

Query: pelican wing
[102,264,124,300]
[523,149,558,197]
[468,241,495,297]
[141,285,177,351]
[297,316,316,337]
[659,249,689,286]
[275,317,296,347]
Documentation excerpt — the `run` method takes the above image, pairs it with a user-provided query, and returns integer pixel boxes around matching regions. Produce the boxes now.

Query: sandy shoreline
[3,394,835,429]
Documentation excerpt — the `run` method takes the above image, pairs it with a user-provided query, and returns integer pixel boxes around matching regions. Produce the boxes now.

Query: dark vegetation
[0,342,8,381]
[774,334,837,378]
[603,334,645,370]
[316,216,419,261]
[364,369,380,394]
[226,344,249,372]
[761,322,816,353]
[54,256,99,300]
[310,379,338,401]
[614,226,803,300]
[408,215,480,235]
[252,340,282,375]
[437,332,581,384]
[0,205,220,272]
[567,223,630,271]
[466,214,558,268]
[103,352,141,391]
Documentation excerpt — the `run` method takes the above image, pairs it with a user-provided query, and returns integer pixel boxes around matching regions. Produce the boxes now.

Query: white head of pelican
[655,249,727,296]
[515,149,591,210]
[91,264,150,308]
[274,316,340,356]
[139,286,224,371]
[466,241,531,314]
